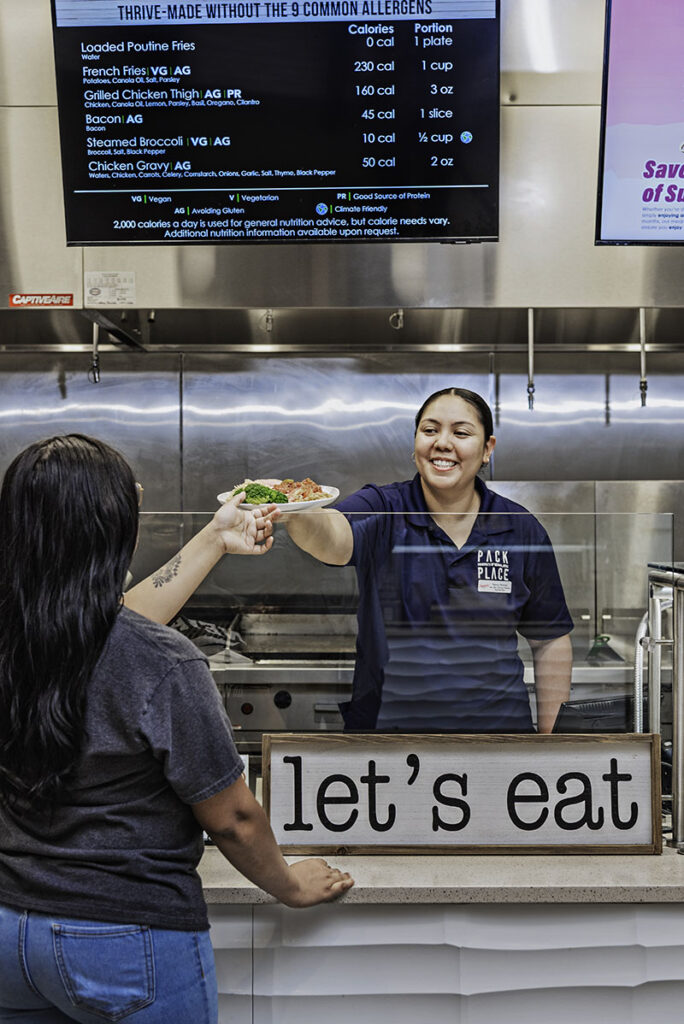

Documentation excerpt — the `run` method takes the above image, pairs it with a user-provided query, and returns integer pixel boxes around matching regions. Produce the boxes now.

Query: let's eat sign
[262,733,661,854]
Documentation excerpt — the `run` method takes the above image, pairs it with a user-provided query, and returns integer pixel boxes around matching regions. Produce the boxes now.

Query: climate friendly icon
[460,131,473,144]
[315,202,329,215]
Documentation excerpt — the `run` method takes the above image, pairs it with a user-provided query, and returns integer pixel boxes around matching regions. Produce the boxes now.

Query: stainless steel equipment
[209,612,356,755]
[643,565,683,847]
[207,607,644,767]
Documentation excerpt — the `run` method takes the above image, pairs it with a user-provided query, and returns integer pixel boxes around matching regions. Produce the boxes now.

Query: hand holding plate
[211,492,274,556]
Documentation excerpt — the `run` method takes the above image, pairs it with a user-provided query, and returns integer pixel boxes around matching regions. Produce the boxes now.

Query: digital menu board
[51,0,499,244]
[597,0,684,244]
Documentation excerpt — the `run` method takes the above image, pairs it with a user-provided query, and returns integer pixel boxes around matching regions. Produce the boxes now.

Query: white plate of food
[217,478,340,512]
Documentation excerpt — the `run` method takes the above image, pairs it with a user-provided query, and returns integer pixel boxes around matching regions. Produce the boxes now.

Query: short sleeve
[335,484,392,568]
[517,525,574,641]
[346,509,395,570]
[141,659,244,804]
[335,484,388,516]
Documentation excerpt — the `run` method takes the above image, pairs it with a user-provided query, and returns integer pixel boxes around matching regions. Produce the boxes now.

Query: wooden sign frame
[262,733,662,855]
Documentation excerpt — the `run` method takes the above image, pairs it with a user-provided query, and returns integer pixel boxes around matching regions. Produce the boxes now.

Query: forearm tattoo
[152,553,182,588]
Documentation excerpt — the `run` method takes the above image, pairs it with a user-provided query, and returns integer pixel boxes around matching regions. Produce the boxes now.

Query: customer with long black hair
[0,434,352,1024]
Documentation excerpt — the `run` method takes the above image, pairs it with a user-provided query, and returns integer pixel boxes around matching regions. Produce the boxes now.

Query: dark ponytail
[0,435,139,808]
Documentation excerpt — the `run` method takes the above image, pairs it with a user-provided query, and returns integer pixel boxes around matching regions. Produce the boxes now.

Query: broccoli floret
[232,482,288,504]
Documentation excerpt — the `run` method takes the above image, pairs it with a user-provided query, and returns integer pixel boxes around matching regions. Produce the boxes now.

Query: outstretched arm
[124,494,275,625]
[278,507,354,566]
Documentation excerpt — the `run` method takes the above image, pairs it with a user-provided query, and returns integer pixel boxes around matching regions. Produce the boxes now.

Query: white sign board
[263,734,661,855]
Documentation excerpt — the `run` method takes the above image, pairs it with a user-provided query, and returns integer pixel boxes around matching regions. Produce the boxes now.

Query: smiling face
[413,394,496,498]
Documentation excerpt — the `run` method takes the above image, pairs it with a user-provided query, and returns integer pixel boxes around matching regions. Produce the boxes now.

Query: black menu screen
[51,0,499,244]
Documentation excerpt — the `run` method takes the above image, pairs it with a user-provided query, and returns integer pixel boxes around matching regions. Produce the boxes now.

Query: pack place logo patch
[477,548,511,593]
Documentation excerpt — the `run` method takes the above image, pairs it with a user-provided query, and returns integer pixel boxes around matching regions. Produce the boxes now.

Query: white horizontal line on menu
[74,184,490,193]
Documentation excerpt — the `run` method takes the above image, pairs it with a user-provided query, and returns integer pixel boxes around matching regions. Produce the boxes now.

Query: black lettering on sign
[282,755,313,832]
[507,772,549,830]
[406,753,420,785]
[602,757,638,830]
[317,773,359,832]
[554,772,605,831]
[431,772,470,831]
[360,759,396,832]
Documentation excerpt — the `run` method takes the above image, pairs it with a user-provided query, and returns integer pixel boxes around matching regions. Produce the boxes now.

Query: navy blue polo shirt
[335,475,573,731]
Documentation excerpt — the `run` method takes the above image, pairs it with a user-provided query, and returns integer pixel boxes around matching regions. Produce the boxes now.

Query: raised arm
[280,507,354,565]
[124,495,274,625]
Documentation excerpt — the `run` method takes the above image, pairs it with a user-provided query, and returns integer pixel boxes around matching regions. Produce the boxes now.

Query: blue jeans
[0,903,218,1023]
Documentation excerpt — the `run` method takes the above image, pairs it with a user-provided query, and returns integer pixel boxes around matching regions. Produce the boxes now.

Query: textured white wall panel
[251,940,684,998]
[216,994,252,1024]
[254,945,462,996]
[210,905,253,947]
[210,906,253,1024]
[253,993,466,1024]
[251,986,684,1024]
[205,904,684,1024]
[253,902,684,950]
[461,983,684,1024]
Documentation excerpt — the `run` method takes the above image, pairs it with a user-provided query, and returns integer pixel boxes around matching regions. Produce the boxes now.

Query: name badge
[478,579,512,594]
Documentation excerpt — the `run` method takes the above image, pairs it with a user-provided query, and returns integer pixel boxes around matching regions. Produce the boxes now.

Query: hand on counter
[280,858,355,908]
[193,776,354,908]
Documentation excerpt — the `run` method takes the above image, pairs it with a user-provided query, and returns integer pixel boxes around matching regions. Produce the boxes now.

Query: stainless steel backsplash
[0,350,680,664]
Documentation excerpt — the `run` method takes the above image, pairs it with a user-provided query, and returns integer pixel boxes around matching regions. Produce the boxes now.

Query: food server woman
[282,387,574,733]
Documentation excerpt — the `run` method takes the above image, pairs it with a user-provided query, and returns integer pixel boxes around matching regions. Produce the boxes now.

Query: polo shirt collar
[404,474,431,528]
[473,477,514,537]
[405,474,514,538]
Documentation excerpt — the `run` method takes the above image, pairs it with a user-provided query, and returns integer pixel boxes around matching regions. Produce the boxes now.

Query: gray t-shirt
[0,606,243,931]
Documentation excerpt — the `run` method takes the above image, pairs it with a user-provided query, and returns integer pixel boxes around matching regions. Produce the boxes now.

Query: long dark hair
[0,435,139,808]
[414,387,494,441]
